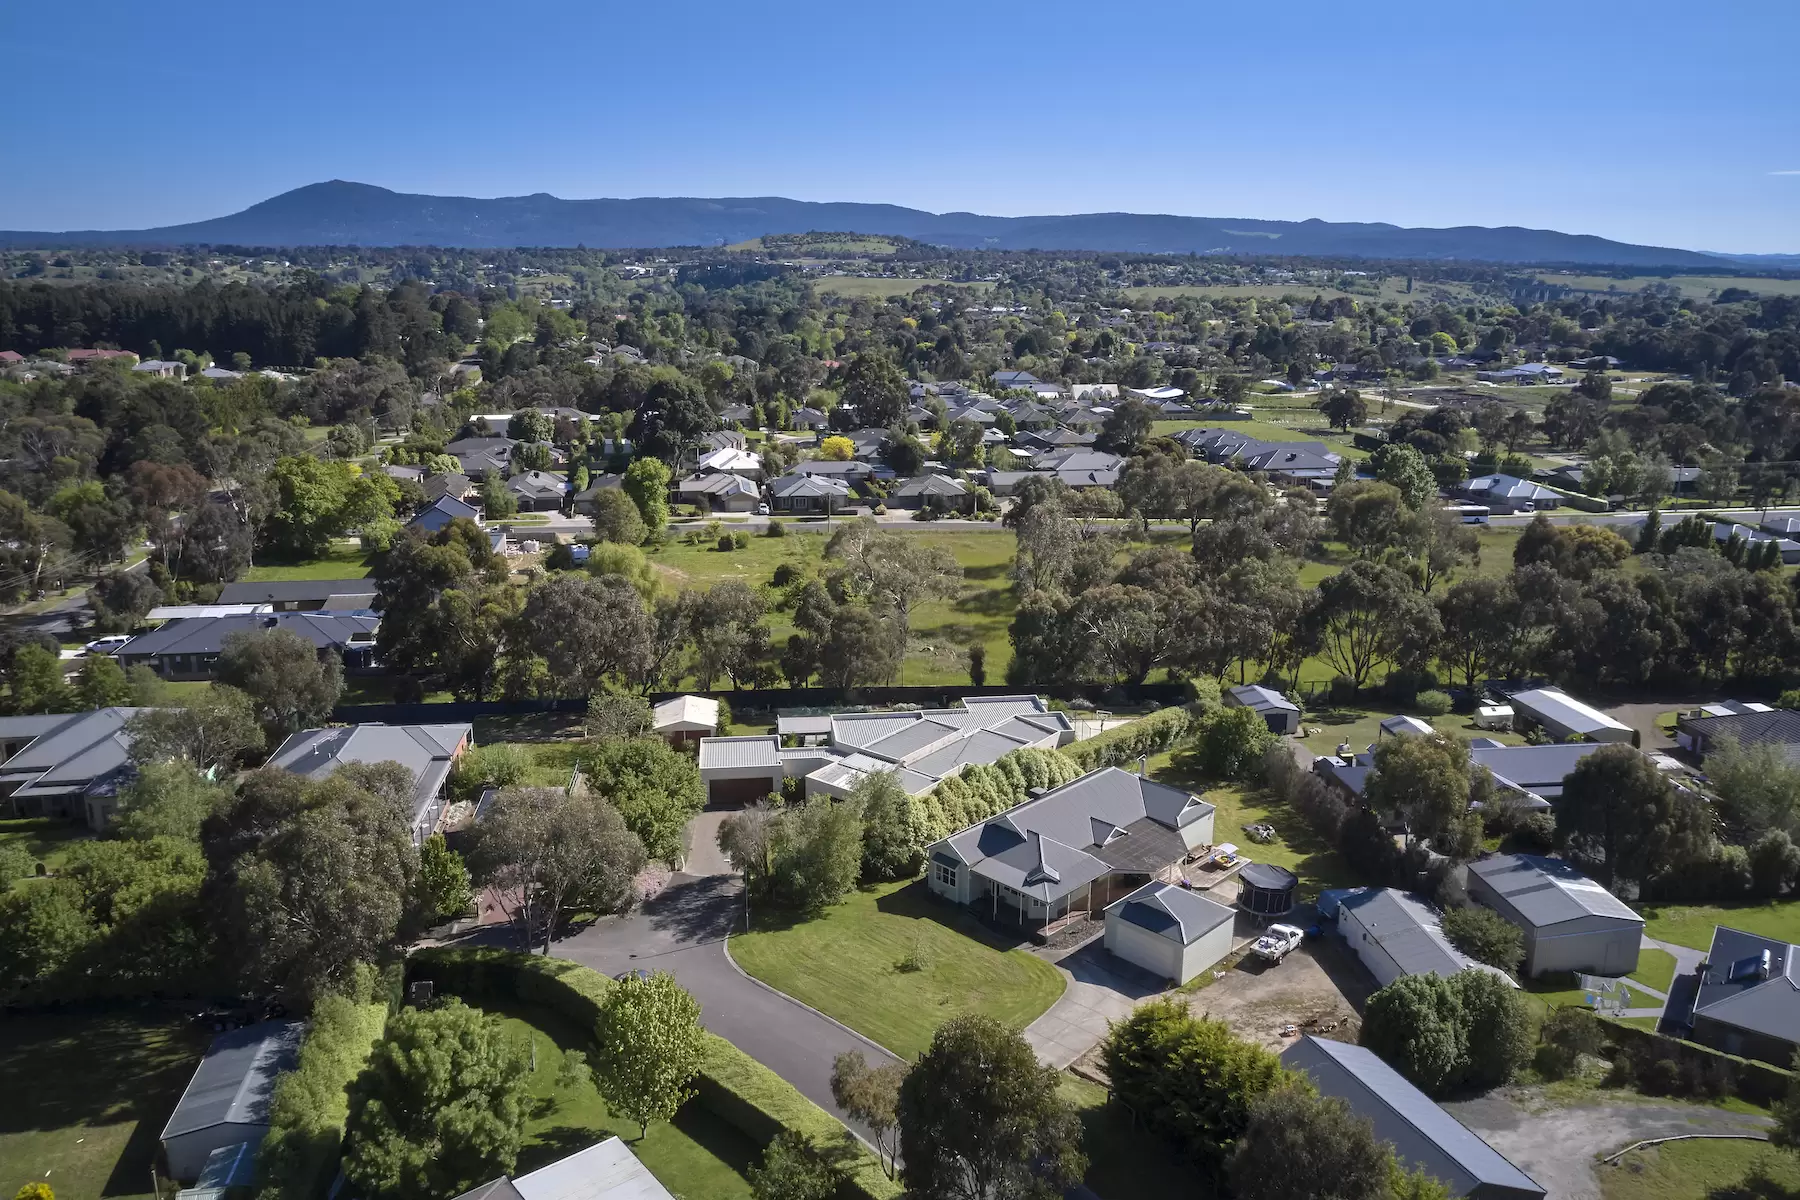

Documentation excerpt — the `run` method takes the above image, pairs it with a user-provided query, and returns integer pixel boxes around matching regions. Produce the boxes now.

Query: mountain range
[0,180,1756,267]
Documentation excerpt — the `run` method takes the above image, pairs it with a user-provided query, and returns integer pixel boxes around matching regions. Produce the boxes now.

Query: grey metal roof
[1691,926,1800,1046]
[940,767,1214,903]
[1508,687,1630,737]
[1681,709,1800,752]
[1380,715,1435,738]
[893,474,968,497]
[1339,889,1491,981]
[1109,880,1235,944]
[268,723,469,826]
[1468,743,1601,797]
[121,612,379,658]
[768,473,851,499]
[162,1020,305,1140]
[697,735,783,770]
[1282,1037,1545,1199]
[1467,854,1641,929]
[218,579,374,605]
[507,1137,674,1200]
[1228,684,1298,714]
[0,707,145,798]
[410,495,481,531]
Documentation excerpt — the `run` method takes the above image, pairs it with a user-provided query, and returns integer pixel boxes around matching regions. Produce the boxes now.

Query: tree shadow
[873,878,1033,953]
[516,1124,606,1173]
[641,873,743,944]
[0,1009,205,1135]
[952,587,1016,617]
[961,562,1011,583]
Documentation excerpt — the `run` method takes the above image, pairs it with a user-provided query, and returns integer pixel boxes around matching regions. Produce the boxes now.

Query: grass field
[1122,278,1467,306]
[1630,948,1679,994]
[812,277,992,299]
[1597,1136,1798,1200]
[242,544,372,581]
[1537,272,1800,300]
[474,1001,757,1198]
[1641,901,1800,951]
[1059,1076,1192,1199]
[729,878,1066,1060]
[0,1010,209,1200]
[0,817,92,873]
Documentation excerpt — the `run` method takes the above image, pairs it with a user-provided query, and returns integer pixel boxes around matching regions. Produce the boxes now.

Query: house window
[933,861,958,890]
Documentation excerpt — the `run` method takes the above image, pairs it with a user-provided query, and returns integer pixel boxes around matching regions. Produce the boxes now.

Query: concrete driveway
[1024,942,1167,1068]
[553,870,902,1137]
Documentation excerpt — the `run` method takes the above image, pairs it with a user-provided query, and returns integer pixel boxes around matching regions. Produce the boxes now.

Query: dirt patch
[1185,936,1375,1052]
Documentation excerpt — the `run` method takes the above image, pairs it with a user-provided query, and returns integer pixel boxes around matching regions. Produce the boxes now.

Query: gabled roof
[1468,742,1601,799]
[0,707,144,798]
[162,1021,306,1140]
[677,473,759,498]
[456,1137,673,1200]
[1281,1037,1545,1198]
[1690,926,1800,1046]
[410,494,481,531]
[219,579,375,606]
[652,694,719,733]
[1338,888,1507,982]
[1463,474,1559,503]
[268,723,470,827]
[1467,854,1641,928]
[793,458,875,477]
[892,474,968,497]
[768,473,852,499]
[121,612,380,659]
[1108,880,1234,944]
[1227,684,1299,714]
[695,446,761,473]
[1679,709,1800,753]
[1508,687,1631,737]
[507,470,567,499]
[698,735,782,770]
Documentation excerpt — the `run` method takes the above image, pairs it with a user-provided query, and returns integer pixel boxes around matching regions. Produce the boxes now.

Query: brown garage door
[708,777,777,808]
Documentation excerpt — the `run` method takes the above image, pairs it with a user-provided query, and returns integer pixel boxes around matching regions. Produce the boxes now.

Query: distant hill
[0,180,1736,267]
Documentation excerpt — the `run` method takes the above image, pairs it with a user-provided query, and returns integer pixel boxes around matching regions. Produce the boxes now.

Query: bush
[1328,674,1357,706]
[405,949,900,1200]
[1414,690,1452,717]
[917,747,1083,848]
[718,535,737,552]
[1360,970,1532,1096]
[766,520,786,538]
[1061,705,1201,772]
[450,744,530,802]
[1536,1007,1606,1079]
[1750,830,1800,898]
[1196,705,1277,782]
[1441,906,1524,973]
[734,532,751,550]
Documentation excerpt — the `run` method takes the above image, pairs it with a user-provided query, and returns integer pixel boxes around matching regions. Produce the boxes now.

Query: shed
[1237,862,1298,918]
[697,735,784,806]
[651,695,719,748]
[1103,880,1237,984]
[1223,685,1301,735]
[1465,854,1642,978]
[1507,687,1633,744]
[1380,715,1436,739]
[1281,1037,1546,1199]
[161,1021,305,1182]
[455,1136,674,1200]
[1337,889,1513,989]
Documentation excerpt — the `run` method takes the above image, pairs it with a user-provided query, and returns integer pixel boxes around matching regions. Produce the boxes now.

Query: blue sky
[2,0,1796,252]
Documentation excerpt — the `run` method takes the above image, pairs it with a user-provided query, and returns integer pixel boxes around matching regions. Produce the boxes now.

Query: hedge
[1541,484,1611,514]
[1604,1019,1794,1105]
[1061,704,1202,772]
[913,747,1083,848]
[255,969,392,1200]
[406,948,901,1200]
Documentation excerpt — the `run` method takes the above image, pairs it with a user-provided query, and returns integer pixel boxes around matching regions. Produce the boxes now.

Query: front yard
[728,878,1066,1060]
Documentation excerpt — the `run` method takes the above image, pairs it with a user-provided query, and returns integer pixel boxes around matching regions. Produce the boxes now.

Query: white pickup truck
[1251,924,1305,964]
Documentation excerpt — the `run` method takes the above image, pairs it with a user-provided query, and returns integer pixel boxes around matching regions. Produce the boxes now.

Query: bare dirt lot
[1188,934,1378,1051]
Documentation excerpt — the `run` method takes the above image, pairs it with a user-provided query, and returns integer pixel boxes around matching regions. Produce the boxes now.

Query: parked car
[1251,924,1305,964]
[83,634,133,656]
[755,503,770,515]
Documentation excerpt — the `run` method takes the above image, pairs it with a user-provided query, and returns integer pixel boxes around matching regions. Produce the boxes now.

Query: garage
[161,1020,305,1182]
[1465,854,1642,978]
[1103,880,1237,985]
[697,735,785,808]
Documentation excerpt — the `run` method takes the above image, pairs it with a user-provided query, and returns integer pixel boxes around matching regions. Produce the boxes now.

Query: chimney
[1138,753,1147,777]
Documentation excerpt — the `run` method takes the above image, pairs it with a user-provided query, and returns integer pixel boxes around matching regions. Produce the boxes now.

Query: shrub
[1750,830,1800,898]
[718,535,737,552]
[1414,690,1452,717]
[1361,970,1532,1096]
[1536,1007,1606,1079]
[1441,906,1524,973]
[734,532,751,549]
[766,520,786,538]
[450,744,530,802]
[872,504,887,516]
[1328,674,1357,705]
[917,747,1082,848]
[1196,705,1277,782]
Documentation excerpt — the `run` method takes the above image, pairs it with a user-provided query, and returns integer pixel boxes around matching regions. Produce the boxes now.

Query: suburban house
[572,475,624,516]
[789,406,830,432]
[445,436,514,478]
[1457,474,1562,513]
[702,695,1076,805]
[1032,449,1125,488]
[134,359,187,379]
[793,458,878,484]
[694,446,762,478]
[161,1021,305,1182]
[1123,385,1186,403]
[410,494,482,534]
[1334,888,1514,988]
[1671,926,1800,1066]
[1712,522,1800,564]
[890,474,974,513]
[1315,737,1602,811]
[676,472,761,512]
[1506,687,1634,743]
[1223,685,1301,734]
[422,471,477,503]
[117,612,381,681]
[1240,443,1345,492]
[1465,854,1643,977]
[991,369,1042,390]
[0,708,144,827]
[651,694,719,748]
[768,473,852,515]
[924,766,1216,932]
[506,470,568,512]
[268,722,473,844]
[67,348,138,366]
[1477,363,1564,385]
[454,1137,673,1200]
[1675,705,1800,762]
[1103,879,1237,985]
[1281,1036,1546,1199]
[218,579,377,611]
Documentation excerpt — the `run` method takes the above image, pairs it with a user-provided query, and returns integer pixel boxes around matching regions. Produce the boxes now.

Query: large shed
[1223,685,1301,735]
[1336,889,1513,989]
[1466,854,1642,978]
[161,1020,305,1182]
[1507,687,1634,744]
[1282,1036,1546,1199]
[1103,880,1236,984]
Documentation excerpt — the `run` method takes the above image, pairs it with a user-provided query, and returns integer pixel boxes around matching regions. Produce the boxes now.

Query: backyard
[0,1009,208,1200]
[727,878,1066,1060]
[1641,901,1800,952]
[0,817,92,873]
[1597,1136,1799,1200]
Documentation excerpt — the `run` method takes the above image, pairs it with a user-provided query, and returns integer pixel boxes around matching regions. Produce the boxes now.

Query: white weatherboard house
[161,1021,305,1181]
[1104,880,1236,984]
[926,766,1214,931]
[1465,854,1642,978]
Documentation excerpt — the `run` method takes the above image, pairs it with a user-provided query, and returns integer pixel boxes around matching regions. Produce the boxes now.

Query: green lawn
[1522,975,1662,1018]
[729,879,1066,1060]
[1288,704,1526,759]
[242,544,372,581]
[1642,901,1800,951]
[0,1010,209,1200]
[1597,1136,1797,1200]
[1059,1076,1192,1199]
[1630,948,1679,995]
[479,1001,757,1199]
[812,277,991,299]
[0,817,91,873]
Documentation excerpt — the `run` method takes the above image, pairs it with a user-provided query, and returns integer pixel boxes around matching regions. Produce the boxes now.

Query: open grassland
[242,543,372,581]
[1597,1137,1798,1200]
[811,277,992,298]
[729,878,1065,1060]
[1125,278,1477,306]
[0,1010,208,1200]
[1537,273,1800,300]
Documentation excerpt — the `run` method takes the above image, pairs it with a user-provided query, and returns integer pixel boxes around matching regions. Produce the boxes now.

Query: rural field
[810,276,992,299]
[1124,277,1480,306]
[1536,272,1800,300]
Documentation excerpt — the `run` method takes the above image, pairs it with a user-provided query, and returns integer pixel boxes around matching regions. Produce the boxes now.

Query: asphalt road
[552,872,903,1139]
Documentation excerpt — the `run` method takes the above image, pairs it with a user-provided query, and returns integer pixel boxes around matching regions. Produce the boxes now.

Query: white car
[1251,924,1305,964]
[83,634,133,656]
